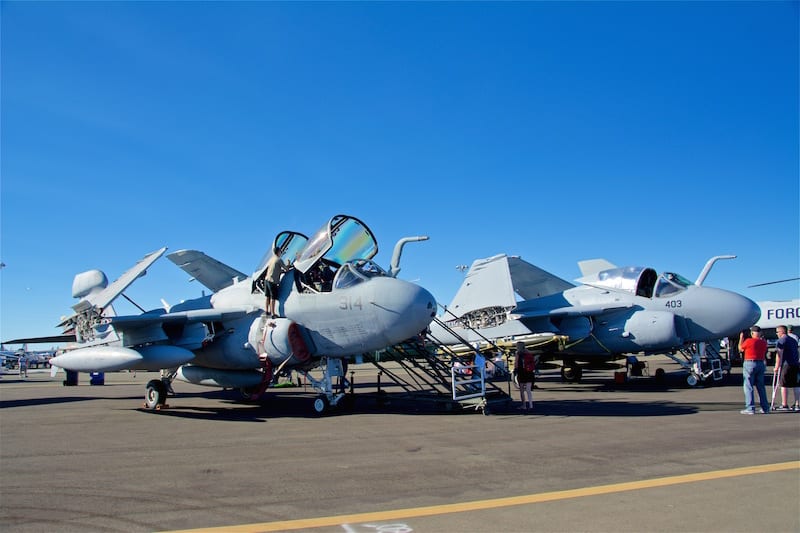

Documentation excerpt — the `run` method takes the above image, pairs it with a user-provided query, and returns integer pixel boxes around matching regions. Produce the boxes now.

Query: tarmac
[1,357,798,533]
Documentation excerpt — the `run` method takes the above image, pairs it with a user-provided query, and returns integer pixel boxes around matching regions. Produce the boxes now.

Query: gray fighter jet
[430,254,760,384]
[41,215,436,413]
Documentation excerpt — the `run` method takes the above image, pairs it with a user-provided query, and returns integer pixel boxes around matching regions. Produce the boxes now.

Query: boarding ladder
[666,340,730,386]
[362,317,513,413]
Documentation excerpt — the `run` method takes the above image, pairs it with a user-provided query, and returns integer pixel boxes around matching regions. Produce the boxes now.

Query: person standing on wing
[264,248,287,319]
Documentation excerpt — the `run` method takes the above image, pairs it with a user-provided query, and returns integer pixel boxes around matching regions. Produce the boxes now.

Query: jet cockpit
[290,215,381,293]
[585,266,693,299]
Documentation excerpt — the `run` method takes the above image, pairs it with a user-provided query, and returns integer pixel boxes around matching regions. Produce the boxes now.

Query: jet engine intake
[248,316,315,366]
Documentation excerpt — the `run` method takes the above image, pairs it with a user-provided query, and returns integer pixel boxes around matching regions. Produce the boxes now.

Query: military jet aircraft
[429,254,760,385]
[36,215,436,413]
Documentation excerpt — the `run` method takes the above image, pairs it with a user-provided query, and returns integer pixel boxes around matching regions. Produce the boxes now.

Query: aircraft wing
[73,247,167,314]
[511,301,633,319]
[2,334,77,344]
[507,256,574,299]
[102,307,252,349]
[108,308,252,327]
[447,255,574,317]
[167,250,247,292]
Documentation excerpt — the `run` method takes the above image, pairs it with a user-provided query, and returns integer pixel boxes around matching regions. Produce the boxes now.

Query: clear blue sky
[1,1,798,344]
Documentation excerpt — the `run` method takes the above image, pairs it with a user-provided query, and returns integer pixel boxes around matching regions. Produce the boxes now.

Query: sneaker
[792,404,800,412]
[774,405,790,412]
[757,408,769,414]
[739,409,755,415]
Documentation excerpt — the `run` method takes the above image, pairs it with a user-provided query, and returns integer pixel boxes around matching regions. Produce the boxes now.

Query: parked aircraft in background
[429,254,760,384]
[0,344,56,369]
[11,215,436,413]
[753,299,799,331]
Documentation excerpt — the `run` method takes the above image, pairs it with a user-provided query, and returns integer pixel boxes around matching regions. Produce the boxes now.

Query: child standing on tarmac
[515,342,536,411]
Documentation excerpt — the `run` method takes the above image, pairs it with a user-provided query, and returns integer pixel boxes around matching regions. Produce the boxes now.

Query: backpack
[521,352,535,373]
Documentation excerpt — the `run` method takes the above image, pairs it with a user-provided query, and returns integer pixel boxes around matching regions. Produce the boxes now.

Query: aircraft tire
[654,367,666,384]
[561,366,583,383]
[145,379,167,410]
[313,395,329,414]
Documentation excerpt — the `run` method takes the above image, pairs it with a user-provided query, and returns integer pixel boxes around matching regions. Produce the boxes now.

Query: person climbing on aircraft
[264,247,288,319]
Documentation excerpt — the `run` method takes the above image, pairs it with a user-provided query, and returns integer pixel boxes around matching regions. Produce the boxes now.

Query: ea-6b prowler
[430,254,761,385]
[43,215,437,413]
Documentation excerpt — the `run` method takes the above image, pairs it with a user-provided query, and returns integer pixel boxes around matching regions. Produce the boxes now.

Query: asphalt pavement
[1,358,798,533]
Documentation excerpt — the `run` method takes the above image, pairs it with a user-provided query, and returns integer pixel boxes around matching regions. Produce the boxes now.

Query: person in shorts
[774,325,800,411]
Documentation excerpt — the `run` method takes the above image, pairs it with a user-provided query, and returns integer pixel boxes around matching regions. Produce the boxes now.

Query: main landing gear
[143,369,176,410]
[560,364,583,383]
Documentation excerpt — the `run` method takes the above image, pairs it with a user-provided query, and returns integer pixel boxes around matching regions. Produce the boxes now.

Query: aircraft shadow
[0,396,105,409]
[489,399,698,417]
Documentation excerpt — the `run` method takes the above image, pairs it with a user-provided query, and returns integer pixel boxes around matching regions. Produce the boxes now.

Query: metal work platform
[361,318,513,414]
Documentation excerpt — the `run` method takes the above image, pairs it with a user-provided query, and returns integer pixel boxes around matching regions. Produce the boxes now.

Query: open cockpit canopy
[254,231,309,276]
[293,215,378,275]
[585,266,692,299]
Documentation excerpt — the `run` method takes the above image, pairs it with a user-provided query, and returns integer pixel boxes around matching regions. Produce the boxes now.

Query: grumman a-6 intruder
[430,254,761,386]
[38,215,436,413]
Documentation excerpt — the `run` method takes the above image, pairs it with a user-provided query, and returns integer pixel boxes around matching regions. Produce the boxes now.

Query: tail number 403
[665,300,682,309]
[340,296,363,310]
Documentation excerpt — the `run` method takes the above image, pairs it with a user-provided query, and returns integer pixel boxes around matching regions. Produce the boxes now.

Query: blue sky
[1,1,798,344]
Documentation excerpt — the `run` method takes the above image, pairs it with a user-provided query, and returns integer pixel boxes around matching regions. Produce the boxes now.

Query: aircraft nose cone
[682,287,761,341]
[717,290,761,337]
[374,279,437,343]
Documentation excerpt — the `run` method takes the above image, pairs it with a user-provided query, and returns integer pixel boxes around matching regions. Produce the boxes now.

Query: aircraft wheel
[561,366,583,383]
[239,386,260,401]
[686,374,699,387]
[654,368,666,384]
[313,395,329,414]
[145,379,167,410]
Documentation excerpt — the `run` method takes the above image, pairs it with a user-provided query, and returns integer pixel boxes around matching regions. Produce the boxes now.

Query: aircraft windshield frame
[333,260,387,290]
[654,272,692,298]
[293,215,378,274]
[254,231,309,272]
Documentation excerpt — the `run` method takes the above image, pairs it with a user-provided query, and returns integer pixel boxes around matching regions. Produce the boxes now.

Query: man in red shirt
[738,325,770,414]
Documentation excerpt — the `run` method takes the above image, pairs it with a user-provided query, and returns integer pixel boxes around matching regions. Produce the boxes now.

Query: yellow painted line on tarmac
[164,461,799,533]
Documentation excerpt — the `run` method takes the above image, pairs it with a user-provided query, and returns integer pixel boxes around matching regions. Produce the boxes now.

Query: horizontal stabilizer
[577,258,617,278]
[167,250,247,292]
[74,247,167,313]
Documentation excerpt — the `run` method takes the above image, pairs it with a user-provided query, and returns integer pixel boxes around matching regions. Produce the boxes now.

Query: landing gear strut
[302,357,350,415]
